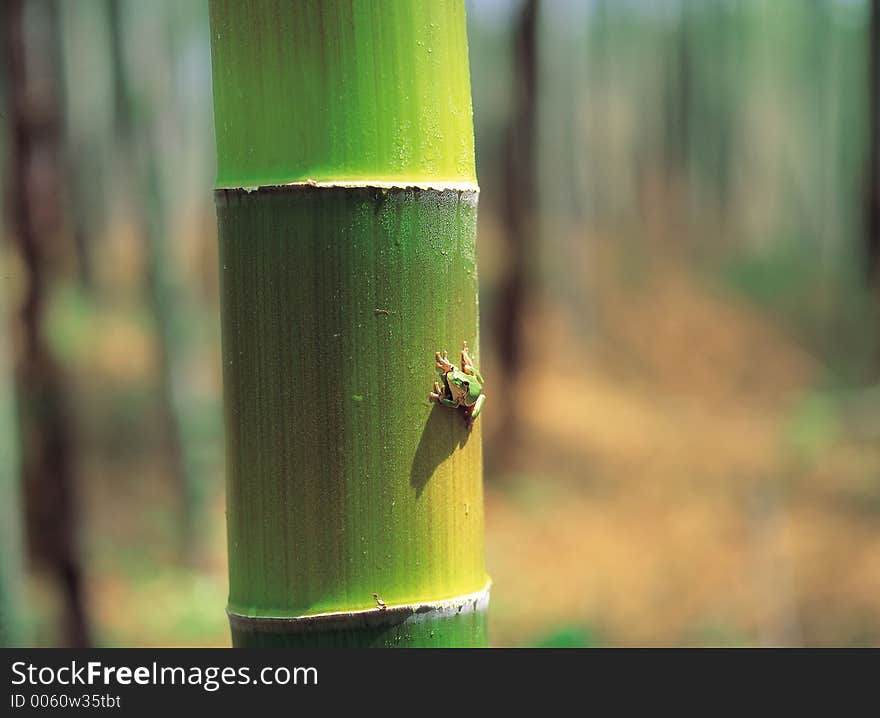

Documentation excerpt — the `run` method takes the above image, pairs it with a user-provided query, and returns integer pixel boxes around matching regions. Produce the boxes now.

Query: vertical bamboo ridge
[209,1,487,646]
[209,0,476,187]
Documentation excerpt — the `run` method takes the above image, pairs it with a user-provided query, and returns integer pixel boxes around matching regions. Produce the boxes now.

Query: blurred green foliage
[533,625,598,648]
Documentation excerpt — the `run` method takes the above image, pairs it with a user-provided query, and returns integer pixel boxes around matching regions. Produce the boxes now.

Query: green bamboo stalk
[209,0,488,647]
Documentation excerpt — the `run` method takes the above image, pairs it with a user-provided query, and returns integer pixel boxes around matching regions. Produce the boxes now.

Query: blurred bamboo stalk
[664,1,691,182]
[0,291,27,647]
[492,0,539,467]
[2,0,90,648]
[867,0,880,284]
[56,2,96,293]
[107,0,201,558]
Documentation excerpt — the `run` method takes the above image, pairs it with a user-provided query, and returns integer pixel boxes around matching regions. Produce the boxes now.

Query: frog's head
[447,368,482,407]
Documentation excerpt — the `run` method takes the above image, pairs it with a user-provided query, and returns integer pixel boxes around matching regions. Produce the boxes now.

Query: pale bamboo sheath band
[214,180,480,194]
[228,581,491,636]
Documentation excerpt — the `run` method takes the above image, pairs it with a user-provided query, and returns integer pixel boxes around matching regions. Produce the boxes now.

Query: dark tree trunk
[2,0,90,647]
[492,0,539,459]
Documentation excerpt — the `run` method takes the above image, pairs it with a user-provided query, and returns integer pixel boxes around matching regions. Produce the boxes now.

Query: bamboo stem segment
[209,0,476,187]
[209,1,487,647]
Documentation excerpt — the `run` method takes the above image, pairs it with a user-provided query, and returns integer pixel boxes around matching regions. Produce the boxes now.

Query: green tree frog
[429,342,485,426]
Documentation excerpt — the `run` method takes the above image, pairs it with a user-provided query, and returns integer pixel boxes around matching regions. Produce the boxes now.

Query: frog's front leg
[460,344,484,384]
[435,350,454,373]
[429,381,458,408]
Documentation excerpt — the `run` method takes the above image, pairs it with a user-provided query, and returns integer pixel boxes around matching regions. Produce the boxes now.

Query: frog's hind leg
[467,394,486,425]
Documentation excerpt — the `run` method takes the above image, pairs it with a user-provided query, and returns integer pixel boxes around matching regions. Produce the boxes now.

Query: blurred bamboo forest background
[3,0,880,647]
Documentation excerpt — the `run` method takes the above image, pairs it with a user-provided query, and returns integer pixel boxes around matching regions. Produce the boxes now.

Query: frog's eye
[461,381,469,391]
